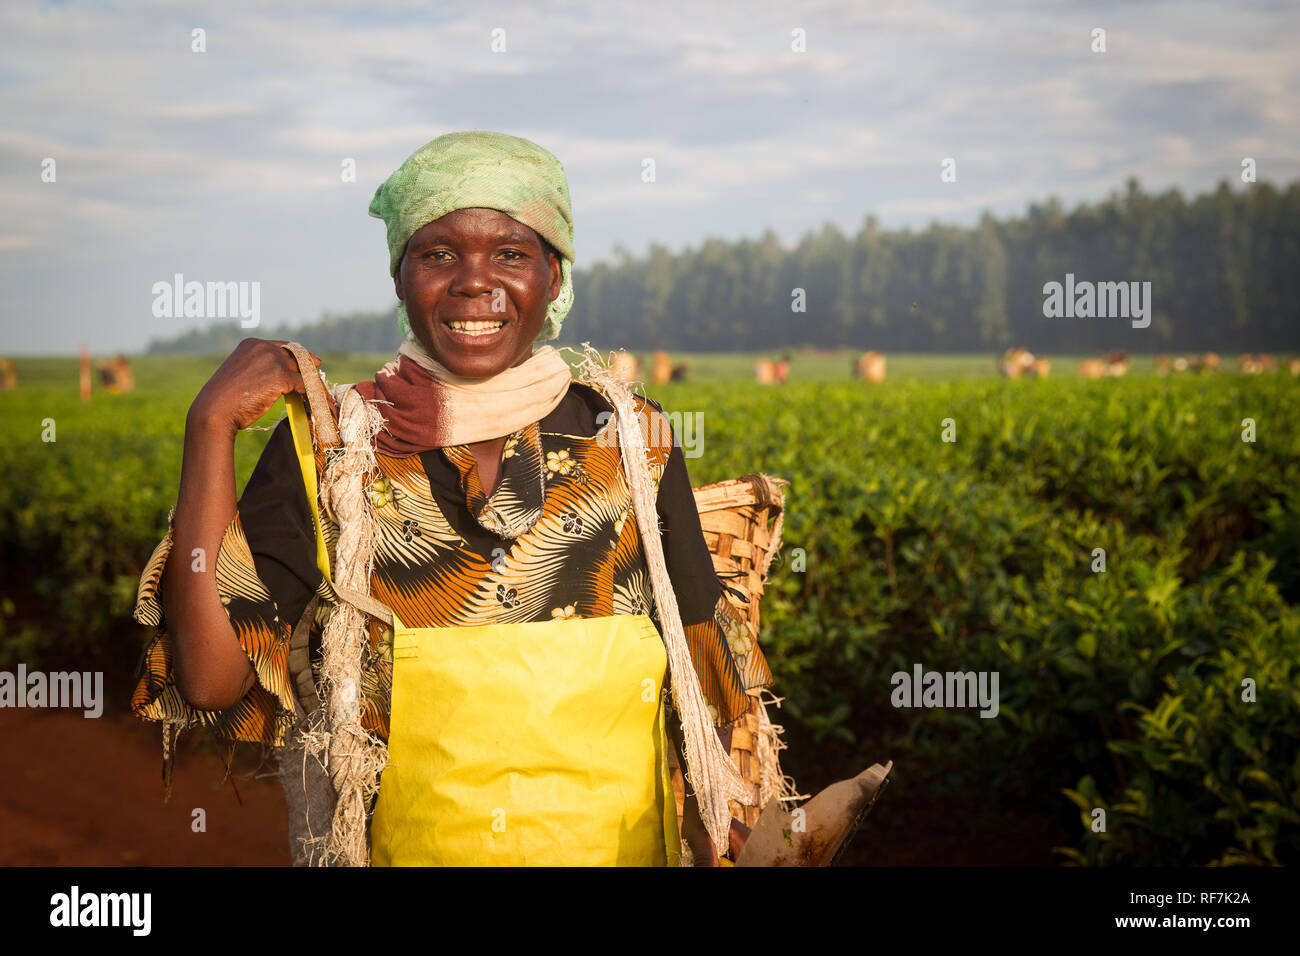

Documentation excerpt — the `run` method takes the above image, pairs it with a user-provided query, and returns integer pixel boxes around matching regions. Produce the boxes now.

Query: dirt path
[1,706,1065,866]
[0,708,288,866]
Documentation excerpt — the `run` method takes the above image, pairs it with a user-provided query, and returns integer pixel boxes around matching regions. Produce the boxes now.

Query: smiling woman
[128,130,774,868]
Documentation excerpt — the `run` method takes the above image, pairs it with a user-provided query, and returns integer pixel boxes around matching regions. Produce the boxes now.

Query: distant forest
[146,178,1300,356]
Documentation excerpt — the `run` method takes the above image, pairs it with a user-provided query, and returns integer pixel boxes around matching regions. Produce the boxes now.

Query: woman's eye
[423,250,450,260]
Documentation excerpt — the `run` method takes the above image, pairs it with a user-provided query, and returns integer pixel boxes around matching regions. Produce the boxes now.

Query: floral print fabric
[130,382,771,748]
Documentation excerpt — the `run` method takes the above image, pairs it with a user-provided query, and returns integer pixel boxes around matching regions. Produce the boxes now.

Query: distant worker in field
[651,349,673,385]
[773,354,790,384]
[1078,358,1105,379]
[0,357,15,391]
[1031,357,1051,378]
[1238,353,1275,374]
[1078,353,1129,379]
[998,347,1039,378]
[853,351,886,382]
[98,354,135,393]
[755,358,776,385]
[610,348,640,383]
[669,358,691,382]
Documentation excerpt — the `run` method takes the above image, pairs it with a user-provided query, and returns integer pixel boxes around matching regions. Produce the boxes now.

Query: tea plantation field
[1,353,1296,865]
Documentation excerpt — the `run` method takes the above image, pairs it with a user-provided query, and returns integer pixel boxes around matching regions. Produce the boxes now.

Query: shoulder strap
[281,342,340,447]
[284,390,334,585]
[280,343,395,628]
[575,357,754,861]
[280,342,337,584]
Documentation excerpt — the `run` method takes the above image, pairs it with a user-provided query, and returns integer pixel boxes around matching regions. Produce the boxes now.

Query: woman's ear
[393,270,404,301]
[548,251,562,302]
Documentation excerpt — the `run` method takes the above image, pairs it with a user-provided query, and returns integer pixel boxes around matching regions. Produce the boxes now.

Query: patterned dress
[130,381,772,758]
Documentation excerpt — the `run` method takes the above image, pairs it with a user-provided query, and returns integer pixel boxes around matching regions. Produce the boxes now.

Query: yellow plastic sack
[284,390,679,866]
[371,611,680,866]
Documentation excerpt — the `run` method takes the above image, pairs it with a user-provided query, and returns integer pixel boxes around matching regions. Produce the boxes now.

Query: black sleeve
[655,440,727,627]
[238,417,323,628]
[651,417,762,728]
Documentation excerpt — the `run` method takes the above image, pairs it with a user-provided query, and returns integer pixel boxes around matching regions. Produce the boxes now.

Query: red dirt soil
[1,706,1065,866]
[0,708,288,866]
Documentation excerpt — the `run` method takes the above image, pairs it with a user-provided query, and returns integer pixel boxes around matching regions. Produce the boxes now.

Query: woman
[130,130,772,866]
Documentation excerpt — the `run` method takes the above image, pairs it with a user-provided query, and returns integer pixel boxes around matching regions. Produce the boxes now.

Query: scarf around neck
[348,339,573,457]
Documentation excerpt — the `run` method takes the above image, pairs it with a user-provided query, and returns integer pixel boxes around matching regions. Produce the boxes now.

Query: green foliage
[652,372,1300,865]
[0,387,276,671]
[1062,570,1300,866]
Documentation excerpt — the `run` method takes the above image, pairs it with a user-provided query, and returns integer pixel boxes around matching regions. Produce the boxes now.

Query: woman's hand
[188,338,325,435]
[729,818,751,859]
[682,809,752,865]
[681,798,719,866]
[669,712,748,865]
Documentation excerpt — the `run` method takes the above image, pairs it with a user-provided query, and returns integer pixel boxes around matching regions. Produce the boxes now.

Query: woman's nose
[448,255,497,296]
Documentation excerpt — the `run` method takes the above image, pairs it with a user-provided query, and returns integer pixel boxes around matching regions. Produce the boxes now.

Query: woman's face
[395,207,562,378]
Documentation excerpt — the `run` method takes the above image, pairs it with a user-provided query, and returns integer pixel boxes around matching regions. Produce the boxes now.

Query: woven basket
[668,473,793,832]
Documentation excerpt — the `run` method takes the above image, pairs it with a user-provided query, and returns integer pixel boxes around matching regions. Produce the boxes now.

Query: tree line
[147,178,1300,356]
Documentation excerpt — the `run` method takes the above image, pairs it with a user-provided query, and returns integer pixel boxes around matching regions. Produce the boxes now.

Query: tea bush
[656,373,1300,865]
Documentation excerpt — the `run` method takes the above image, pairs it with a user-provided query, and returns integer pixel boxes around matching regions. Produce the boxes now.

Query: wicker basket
[668,473,793,833]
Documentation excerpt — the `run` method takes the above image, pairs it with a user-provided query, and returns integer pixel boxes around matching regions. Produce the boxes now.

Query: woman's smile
[446,318,506,337]
[427,305,519,372]
[442,316,508,346]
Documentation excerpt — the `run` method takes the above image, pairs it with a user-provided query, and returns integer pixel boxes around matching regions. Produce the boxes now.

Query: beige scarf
[350,340,573,456]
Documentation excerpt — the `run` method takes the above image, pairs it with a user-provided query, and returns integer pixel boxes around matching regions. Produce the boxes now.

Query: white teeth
[449,320,506,336]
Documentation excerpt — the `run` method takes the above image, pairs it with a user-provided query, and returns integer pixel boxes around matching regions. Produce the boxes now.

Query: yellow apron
[284,392,680,867]
[371,611,679,866]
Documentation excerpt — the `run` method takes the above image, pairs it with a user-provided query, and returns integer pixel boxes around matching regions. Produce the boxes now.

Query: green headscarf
[369,130,575,342]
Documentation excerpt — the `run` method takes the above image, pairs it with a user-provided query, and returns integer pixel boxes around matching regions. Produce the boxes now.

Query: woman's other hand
[681,797,720,866]
[729,817,751,859]
[681,812,751,865]
[189,338,324,435]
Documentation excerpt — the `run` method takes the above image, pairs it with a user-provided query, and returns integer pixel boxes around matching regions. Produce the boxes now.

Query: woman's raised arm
[161,338,322,711]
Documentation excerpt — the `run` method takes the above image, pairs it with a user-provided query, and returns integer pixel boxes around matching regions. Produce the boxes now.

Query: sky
[1,0,1297,354]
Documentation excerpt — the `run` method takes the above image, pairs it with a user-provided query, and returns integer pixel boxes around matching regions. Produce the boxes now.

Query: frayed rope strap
[281,343,393,628]
[572,345,754,862]
[281,342,391,867]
